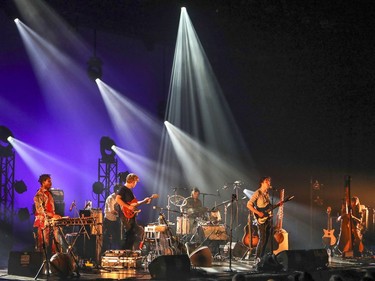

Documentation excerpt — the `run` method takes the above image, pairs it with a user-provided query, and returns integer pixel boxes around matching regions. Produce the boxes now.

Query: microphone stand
[225,194,237,273]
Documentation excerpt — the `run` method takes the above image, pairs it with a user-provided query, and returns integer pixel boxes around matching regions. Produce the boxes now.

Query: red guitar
[122,194,159,219]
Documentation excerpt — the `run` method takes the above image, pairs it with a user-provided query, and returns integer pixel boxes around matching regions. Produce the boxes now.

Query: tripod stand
[34,227,62,279]
[34,227,50,279]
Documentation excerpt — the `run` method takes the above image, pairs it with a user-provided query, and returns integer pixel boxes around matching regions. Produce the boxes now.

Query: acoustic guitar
[322,206,336,247]
[122,194,159,219]
[242,213,259,248]
[273,189,289,255]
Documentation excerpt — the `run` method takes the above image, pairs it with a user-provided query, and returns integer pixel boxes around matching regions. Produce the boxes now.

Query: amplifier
[8,251,43,277]
[200,225,228,240]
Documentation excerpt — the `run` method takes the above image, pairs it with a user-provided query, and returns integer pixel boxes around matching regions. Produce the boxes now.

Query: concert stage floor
[0,254,374,281]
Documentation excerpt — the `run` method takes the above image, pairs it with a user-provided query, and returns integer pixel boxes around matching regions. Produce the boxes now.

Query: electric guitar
[122,194,159,219]
[322,206,336,246]
[254,195,294,225]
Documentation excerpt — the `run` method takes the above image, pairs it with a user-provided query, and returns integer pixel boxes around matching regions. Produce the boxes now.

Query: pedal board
[101,250,142,269]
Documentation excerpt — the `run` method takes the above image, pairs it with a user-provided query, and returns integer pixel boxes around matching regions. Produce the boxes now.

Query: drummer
[180,187,206,234]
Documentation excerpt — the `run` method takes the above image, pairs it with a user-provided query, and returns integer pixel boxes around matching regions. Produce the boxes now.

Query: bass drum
[50,253,75,278]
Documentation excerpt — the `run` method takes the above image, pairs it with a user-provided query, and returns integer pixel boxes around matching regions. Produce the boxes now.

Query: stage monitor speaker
[232,242,248,258]
[256,252,282,271]
[8,251,43,277]
[189,246,212,267]
[148,254,190,279]
[276,249,328,271]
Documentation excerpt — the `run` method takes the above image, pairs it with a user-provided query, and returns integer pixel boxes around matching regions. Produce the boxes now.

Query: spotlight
[18,208,30,221]
[14,180,27,194]
[0,125,14,157]
[92,181,104,195]
[100,136,116,163]
[87,56,102,80]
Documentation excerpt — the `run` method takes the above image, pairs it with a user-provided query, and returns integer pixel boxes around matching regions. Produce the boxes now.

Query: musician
[33,174,62,255]
[181,187,203,212]
[103,185,121,251]
[115,173,151,250]
[180,187,205,233]
[246,176,272,264]
[337,195,364,256]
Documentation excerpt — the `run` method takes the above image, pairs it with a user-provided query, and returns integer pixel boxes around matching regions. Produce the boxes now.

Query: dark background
[1,0,374,256]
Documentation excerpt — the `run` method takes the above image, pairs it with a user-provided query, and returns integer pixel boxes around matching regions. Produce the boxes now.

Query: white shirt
[104,192,118,221]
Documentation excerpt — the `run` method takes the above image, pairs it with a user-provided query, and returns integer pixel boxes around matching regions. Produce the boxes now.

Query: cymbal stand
[233,182,241,226]
[224,204,228,226]
[167,195,171,222]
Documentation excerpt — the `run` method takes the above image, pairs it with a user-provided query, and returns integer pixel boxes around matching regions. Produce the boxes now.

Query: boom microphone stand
[225,194,237,273]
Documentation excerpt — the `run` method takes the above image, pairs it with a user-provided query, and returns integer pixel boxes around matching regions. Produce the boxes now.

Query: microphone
[69,200,76,212]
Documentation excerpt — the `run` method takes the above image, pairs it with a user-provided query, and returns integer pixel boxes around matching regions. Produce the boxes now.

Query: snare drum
[176,216,190,235]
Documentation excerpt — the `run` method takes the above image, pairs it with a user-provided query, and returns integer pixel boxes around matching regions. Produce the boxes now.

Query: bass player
[116,173,152,250]
[246,176,273,265]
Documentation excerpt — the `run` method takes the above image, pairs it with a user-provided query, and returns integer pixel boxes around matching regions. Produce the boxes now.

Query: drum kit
[143,183,248,258]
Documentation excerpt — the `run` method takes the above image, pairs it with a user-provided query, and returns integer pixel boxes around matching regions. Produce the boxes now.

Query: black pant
[255,219,271,259]
[103,218,121,251]
[121,217,144,250]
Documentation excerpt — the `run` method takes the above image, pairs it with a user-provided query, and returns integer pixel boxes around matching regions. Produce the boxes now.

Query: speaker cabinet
[188,246,212,267]
[232,242,248,258]
[8,251,43,277]
[148,255,190,279]
[276,249,328,271]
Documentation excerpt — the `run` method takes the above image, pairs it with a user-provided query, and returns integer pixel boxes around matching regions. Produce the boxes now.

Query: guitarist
[246,176,272,265]
[116,173,152,250]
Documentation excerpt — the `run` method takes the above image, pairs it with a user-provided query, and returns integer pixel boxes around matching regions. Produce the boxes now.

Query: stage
[1,251,374,281]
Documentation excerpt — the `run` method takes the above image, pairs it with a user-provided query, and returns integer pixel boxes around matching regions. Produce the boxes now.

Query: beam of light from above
[156,8,258,193]
[14,18,105,134]
[112,145,167,193]
[9,137,91,181]
[12,0,88,55]
[164,121,249,190]
[96,79,163,155]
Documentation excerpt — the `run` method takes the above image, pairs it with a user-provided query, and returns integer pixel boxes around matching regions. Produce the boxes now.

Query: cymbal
[169,195,186,207]
[185,207,208,217]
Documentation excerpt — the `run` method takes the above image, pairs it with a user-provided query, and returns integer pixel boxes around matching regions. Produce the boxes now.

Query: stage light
[100,136,116,163]
[0,125,14,157]
[92,181,104,195]
[14,180,27,194]
[18,207,30,221]
[87,56,102,80]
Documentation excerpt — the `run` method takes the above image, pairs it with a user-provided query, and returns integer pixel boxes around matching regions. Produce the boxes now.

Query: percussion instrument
[176,216,190,235]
